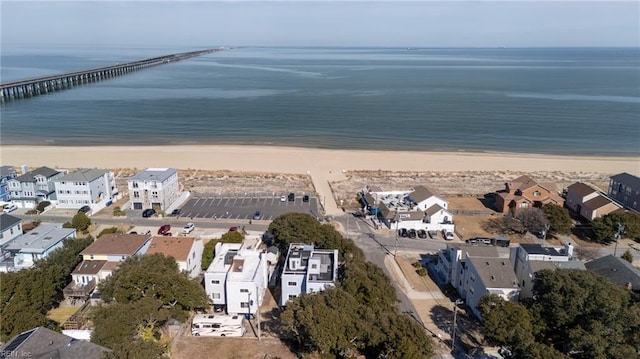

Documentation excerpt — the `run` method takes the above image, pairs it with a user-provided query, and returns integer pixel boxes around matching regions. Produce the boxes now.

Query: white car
[182,222,195,234]
[3,203,17,213]
[280,195,286,202]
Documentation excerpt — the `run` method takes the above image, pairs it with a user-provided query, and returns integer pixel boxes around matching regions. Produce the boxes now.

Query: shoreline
[2,144,638,175]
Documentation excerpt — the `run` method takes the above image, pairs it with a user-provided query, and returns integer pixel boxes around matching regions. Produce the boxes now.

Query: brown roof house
[495,175,564,214]
[64,233,152,301]
[146,236,204,278]
[566,182,622,220]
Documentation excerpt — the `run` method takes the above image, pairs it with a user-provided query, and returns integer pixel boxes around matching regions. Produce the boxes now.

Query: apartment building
[128,168,180,211]
[280,243,338,306]
[7,166,63,208]
[608,173,640,212]
[54,168,117,209]
[0,166,17,202]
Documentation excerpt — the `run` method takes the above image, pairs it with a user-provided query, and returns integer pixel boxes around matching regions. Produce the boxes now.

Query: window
[212,293,221,299]
[533,191,541,197]
[240,289,249,293]
[311,264,317,269]
[288,281,297,286]
[133,191,139,198]
[90,255,94,260]
[132,182,139,188]
[240,302,249,308]
[288,295,297,299]
[519,203,529,208]
[211,280,220,284]
[469,287,475,294]
[152,191,158,198]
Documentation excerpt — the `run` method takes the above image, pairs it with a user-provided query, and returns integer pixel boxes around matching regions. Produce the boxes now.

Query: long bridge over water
[0,48,223,103]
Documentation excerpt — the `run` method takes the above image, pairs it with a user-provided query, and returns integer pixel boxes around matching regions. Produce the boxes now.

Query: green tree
[36,201,51,212]
[542,204,573,235]
[621,250,634,263]
[201,239,217,270]
[71,212,91,232]
[268,213,324,252]
[477,295,535,349]
[220,231,244,243]
[517,208,549,234]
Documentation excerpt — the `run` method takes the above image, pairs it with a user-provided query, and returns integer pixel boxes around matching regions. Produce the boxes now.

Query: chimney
[21,165,29,175]
[564,243,574,258]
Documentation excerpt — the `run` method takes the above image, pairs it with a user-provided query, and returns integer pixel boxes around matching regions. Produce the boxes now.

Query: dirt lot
[171,337,296,359]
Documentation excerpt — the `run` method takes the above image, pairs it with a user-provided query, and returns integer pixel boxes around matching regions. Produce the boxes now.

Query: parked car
[280,195,287,202]
[142,208,156,218]
[3,203,17,213]
[428,230,438,239]
[303,195,310,203]
[158,224,171,236]
[229,226,238,232]
[466,237,492,245]
[492,237,511,247]
[182,222,195,234]
[417,229,427,239]
[398,228,408,237]
[408,229,417,239]
[443,230,454,241]
[170,209,181,217]
[252,211,261,220]
[77,205,91,214]
[288,193,295,201]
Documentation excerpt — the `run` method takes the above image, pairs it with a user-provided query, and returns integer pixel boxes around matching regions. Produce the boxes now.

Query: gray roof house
[0,165,17,202]
[608,173,640,212]
[585,254,640,293]
[54,168,117,210]
[0,214,23,247]
[128,168,180,211]
[0,326,110,359]
[464,257,520,319]
[7,166,63,209]
[2,224,76,272]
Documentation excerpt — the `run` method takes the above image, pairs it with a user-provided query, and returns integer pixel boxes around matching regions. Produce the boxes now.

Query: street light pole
[451,299,463,351]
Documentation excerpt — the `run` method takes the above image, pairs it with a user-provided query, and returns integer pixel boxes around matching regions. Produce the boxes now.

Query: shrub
[416,267,427,276]
[71,213,91,232]
[62,222,73,228]
[412,261,422,268]
[25,209,38,215]
[113,206,126,217]
[36,201,51,213]
[98,227,119,238]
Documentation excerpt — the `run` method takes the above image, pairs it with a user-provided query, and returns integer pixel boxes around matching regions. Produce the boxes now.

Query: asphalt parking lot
[177,192,319,221]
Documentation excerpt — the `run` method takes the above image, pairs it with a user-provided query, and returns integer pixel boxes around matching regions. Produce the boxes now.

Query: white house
[54,169,117,210]
[128,168,180,211]
[1,224,76,272]
[435,244,500,295]
[224,249,268,316]
[0,214,23,247]
[204,243,243,311]
[280,243,338,307]
[463,257,520,319]
[146,236,204,279]
[7,166,63,208]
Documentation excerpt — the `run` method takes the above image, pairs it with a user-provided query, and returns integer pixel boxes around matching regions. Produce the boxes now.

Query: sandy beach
[3,145,638,215]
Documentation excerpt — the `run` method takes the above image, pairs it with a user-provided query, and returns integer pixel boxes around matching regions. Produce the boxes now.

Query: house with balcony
[463,257,520,319]
[146,236,204,279]
[54,168,118,210]
[511,243,584,298]
[0,166,17,202]
[608,173,640,212]
[565,182,622,220]
[64,233,152,301]
[435,243,500,295]
[128,168,180,211]
[7,166,64,209]
[495,175,564,214]
[1,224,76,272]
[0,213,22,247]
[280,243,338,306]
[360,184,454,232]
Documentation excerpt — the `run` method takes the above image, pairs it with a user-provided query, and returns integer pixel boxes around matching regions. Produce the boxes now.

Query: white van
[191,314,245,337]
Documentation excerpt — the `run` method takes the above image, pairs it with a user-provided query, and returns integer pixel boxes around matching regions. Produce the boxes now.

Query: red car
[229,226,238,232]
[158,224,171,236]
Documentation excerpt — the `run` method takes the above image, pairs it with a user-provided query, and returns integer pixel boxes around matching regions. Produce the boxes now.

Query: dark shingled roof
[520,243,563,257]
[14,166,60,183]
[567,182,597,197]
[610,173,640,191]
[0,214,21,231]
[0,327,110,359]
[582,195,615,211]
[409,185,436,203]
[585,254,640,293]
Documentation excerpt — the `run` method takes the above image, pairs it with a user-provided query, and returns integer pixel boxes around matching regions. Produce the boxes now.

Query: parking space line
[224,198,230,207]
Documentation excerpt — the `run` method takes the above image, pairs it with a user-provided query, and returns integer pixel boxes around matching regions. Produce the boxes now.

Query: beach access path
[2,145,639,217]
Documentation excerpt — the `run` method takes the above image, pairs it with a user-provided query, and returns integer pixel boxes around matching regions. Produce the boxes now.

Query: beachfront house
[463,257,520,319]
[1,224,76,272]
[565,182,622,220]
[494,175,564,214]
[64,233,152,302]
[280,243,338,306]
[145,236,204,279]
[608,173,640,212]
[128,168,180,212]
[0,213,23,247]
[0,166,17,202]
[54,168,118,211]
[7,166,64,209]
[204,241,268,315]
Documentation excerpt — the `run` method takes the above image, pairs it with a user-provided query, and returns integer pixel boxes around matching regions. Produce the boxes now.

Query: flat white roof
[206,243,242,273]
[5,224,74,253]
[227,250,261,282]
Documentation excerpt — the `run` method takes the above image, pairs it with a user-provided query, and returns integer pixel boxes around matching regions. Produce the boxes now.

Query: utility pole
[614,223,625,256]
[394,210,399,257]
[257,293,261,341]
[451,299,463,351]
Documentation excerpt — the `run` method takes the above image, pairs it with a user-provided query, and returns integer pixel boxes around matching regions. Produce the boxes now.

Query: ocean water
[1,45,639,156]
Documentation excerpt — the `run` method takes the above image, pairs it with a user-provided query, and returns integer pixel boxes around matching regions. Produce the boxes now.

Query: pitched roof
[582,195,616,211]
[99,261,120,272]
[14,166,60,182]
[0,327,110,359]
[425,204,445,216]
[468,257,519,289]
[567,182,598,197]
[585,254,640,292]
[146,236,196,261]
[57,168,109,183]
[0,166,16,178]
[0,214,21,231]
[610,173,640,191]
[80,233,151,256]
[129,168,177,182]
[409,185,436,203]
[447,243,499,258]
[72,260,108,275]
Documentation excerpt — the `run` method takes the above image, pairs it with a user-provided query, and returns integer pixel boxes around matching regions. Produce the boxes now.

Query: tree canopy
[479,269,640,359]
[592,212,640,244]
[272,213,433,359]
[542,204,573,235]
[93,254,208,357]
[71,212,91,232]
[201,230,245,270]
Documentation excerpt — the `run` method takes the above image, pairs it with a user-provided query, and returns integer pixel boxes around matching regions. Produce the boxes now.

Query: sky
[1,1,639,48]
